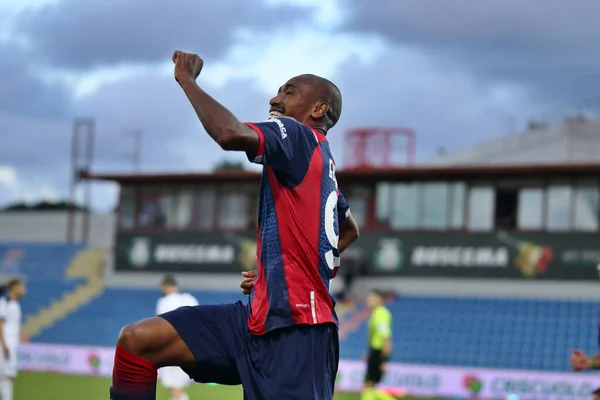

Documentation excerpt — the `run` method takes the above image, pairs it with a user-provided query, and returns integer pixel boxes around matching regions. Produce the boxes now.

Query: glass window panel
[422,182,448,229]
[390,183,419,229]
[375,183,391,222]
[218,192,248,229]
[546,185,572,231]
[161,189,179,229]
[192,189,216,230]
[573,184,599,231]
[137,188,167,228]
[118,187,136,230]
[467,187,493,231]
[346,195,367,229]
[518,188,543,229]
[449,183,466,229]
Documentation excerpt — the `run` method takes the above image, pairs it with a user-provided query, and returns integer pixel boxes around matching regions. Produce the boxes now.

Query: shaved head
[270,74,343,133]
[298,74,342,131]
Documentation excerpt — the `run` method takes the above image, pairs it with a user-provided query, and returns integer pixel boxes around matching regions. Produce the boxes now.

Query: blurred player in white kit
[156,275,198,400]
[0,278,26,400]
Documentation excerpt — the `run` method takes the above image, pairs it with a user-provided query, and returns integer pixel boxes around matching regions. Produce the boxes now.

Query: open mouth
[269,110,284,118]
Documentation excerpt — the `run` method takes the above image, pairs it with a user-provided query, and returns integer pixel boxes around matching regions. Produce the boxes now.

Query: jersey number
[324,190,339,271]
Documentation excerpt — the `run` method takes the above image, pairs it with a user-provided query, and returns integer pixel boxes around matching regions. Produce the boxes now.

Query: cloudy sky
[1,0,599,211]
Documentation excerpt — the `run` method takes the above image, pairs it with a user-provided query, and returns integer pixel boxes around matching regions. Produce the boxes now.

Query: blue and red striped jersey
[245,117,350,335]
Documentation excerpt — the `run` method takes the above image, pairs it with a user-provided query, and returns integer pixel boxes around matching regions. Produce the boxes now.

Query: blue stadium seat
[37,288,248,347]
[18,255,599,374]
[338,295,600,372]
[0,243,86,318]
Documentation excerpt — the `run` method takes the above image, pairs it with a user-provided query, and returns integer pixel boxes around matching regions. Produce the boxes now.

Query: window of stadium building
[390,183,419,228]
[572,182,599,231]
[118,187,136,229]
[135,186,186,229]
[375,181,466,230]
[449,183,466,229]
[421,182,448,229]
[467,186,494,231]
[517,188,544,230]
[191,188,216,230]
[344,186,369,229]
[545,185,572,231]
[218,191,249,230]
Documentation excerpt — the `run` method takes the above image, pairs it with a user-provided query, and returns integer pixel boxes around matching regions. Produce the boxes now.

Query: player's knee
[117,322,150,355]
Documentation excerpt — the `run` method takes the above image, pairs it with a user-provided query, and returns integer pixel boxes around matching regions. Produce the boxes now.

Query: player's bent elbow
[217,130,242,151]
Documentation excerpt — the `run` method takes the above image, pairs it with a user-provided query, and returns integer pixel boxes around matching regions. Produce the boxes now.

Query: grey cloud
[0,69,270,208]
[73,68,271,173]
[325,50,539,163]
[343,0,600,107]
[15,0,311,70]
[0,43,71,119]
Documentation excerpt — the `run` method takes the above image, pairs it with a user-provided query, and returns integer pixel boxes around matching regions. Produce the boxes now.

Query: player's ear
[311,101,329,119]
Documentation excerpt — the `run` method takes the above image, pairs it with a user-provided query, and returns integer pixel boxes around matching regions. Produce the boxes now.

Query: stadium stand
[0,243,85,316]
[340,295,600,372]
[37,288,247,346]
[2,242,596,373]
[32,282,600,373]
[0,243,106,338]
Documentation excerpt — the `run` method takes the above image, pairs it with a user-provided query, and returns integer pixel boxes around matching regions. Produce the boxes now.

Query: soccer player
[155,275,198,400]
[0,278,26,400]
[362,289,394,400]
[108,51,360,400]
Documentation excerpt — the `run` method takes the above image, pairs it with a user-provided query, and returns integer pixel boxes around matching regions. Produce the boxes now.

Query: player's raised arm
[172,51,259,154]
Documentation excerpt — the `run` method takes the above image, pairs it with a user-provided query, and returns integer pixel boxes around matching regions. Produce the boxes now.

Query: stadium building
[1,118,600,399]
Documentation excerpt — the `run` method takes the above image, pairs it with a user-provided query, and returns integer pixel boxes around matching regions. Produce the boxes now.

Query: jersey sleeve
[244,117,318,177]
[337,190,351,222]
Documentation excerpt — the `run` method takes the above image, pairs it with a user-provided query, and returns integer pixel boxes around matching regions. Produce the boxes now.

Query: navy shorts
[159,301,339,400]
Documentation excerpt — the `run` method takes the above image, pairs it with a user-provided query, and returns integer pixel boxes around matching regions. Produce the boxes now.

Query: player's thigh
[160,301,249,385]
[243,323,339,400]
[118,315,195,368]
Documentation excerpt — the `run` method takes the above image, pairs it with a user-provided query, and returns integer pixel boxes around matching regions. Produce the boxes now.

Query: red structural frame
[344,127,416,169]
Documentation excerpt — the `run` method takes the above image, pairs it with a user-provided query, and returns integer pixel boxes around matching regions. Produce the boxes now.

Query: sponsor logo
[129,237,151,268]
[88,353,101,373]
[463,373,483,394]
[374,239,403,271]
[270,118,287,139]
[154,244,235,264]
[411,246,508,268]
[128,237,236,267]
[491,377,594,398]
[18,349,71,366]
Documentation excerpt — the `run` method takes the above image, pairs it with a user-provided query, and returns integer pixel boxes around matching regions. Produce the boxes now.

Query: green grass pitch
[13,371,441,400]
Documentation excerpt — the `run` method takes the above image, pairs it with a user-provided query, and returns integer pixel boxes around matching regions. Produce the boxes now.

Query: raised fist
[172,50,203,83]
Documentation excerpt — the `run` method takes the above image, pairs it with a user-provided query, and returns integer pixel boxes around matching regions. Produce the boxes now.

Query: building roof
[80,163,600,185]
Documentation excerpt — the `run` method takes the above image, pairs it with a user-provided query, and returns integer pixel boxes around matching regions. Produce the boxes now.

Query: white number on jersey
[324,158,340,272]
